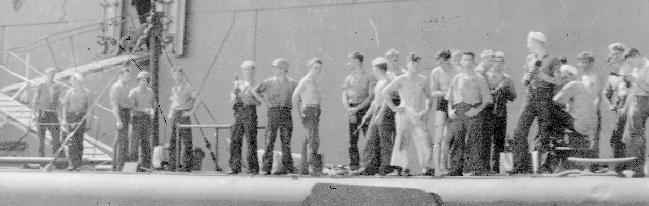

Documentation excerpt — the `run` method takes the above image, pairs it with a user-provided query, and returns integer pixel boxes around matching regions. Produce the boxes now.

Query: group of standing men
[32,69,92,171]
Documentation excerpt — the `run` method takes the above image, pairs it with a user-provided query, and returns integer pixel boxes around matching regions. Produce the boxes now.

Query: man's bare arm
[251,83,269,106]
[382,78,401,111]
[292,79,306,117]
[108,84,122,123]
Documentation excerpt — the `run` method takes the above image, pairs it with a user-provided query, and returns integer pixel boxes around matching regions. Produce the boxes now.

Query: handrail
[0,52,113,112]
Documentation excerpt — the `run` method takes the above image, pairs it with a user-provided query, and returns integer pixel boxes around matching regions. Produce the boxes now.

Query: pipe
[0,172,438,205]
[0,157,110,165]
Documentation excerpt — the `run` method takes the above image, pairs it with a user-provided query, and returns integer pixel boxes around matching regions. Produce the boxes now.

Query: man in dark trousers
[512,31,563,174]
[341,51,376,171]
[61,73,92,171]
[168,67,197,172]
[129,71,154,170]
[110,67,134,171]
[603,43,631,173]
[252,58,299,175]
[228,61,260,175]
[32,68,63,158]
[292,58,324,175]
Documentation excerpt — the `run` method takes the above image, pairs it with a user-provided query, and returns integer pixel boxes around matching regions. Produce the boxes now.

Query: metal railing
[174,124,266,172]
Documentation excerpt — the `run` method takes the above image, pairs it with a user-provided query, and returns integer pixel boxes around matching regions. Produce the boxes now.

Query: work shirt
[232,80,260,106]
[61,88,90,113]
[631,58,649,97]
[342,69,376,104]
[255,76,298,108]
[527,54,562,94]
[129,86,154,113]
[34,82,63,111]
[604,74,631,109]
[110,80,133,109]
[170,82,195,111]
[554,80,598,136]
[445,72,493,106]
[487,72,517,117]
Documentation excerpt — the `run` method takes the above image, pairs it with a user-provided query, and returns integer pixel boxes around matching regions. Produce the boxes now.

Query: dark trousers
[66,112,86,169]
[611,111,627,160]
[627,96,649,175]
[348,104,369,169]
[262,107,294,173]
[300,106,321,174]
[229,105,259,173]
[112,108,130,171]
[169,111,193,172]
[131,112,152,169]
[512,96,560,173]
[448,103,486,175]
[37,111,61,157]
[361,109,396,174]
[483,105,507,173]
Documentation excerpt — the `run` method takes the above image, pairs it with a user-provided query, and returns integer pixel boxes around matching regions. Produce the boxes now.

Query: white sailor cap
[480,50,495,58]
[137,71,150,79]
[528,31,547,42]
[371,57,388,66]
[560,64,578,76]
[240,60,255,68]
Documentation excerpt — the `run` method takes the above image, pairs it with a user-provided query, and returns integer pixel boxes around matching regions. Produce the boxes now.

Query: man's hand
[609,105,617,112]
[116,120,123,130]
[349,113,358,124]
[300,112,307,120]
[465,108,480,117]
[448,109,458,119]
[348,106,358,114]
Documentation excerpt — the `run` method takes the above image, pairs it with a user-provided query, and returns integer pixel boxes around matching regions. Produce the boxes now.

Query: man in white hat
[603,43,631,170]
[621,48,649,177]
[292,58,324,175]
[512,31,563,174]
[355,57,396,176]
[128,71,154,170]
[553,65,599,163]
[228,60,261,175]
[61,73,93,171]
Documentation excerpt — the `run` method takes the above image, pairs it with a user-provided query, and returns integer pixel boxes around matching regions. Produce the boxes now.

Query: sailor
[110,67,134,171]
[32,68,63,158]
[512,31,563,174]
[341,51,376,171]
[383,52,435,176]
[292,58,324,175]
[430,49,461,176]
[445,52,493,176]
[129,71,154,170]
[621,48,649,177]
[484,51,517,173]
[228,60,260,175]
[603,43,631,172]
[61,73,92,171]
[168,67,197,172]
[251,58,299,175]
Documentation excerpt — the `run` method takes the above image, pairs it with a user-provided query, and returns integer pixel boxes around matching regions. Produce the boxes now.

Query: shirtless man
[430,49,461,175]
[61,74,92,171]
[445,52,493,176]
[383,52,434,176]
[355,57,395,176]
[292,58,324,175]
[32,68,63,158]
[109,67,134,171]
